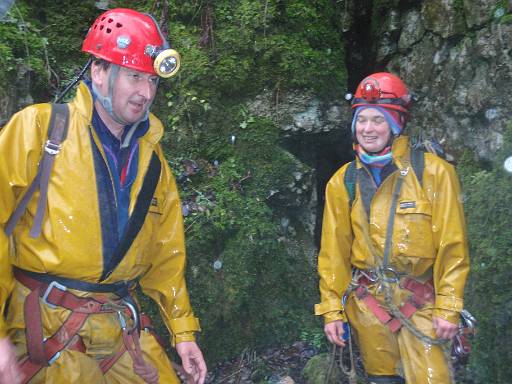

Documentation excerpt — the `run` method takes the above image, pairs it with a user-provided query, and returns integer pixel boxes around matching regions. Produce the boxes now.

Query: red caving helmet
[82,8,180,78]
[351,72,412,115]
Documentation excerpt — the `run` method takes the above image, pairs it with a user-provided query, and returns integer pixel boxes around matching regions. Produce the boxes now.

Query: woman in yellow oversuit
[315,72,469,384]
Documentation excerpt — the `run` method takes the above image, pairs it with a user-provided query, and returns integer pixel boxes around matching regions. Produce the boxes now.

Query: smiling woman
[354,108,391,153]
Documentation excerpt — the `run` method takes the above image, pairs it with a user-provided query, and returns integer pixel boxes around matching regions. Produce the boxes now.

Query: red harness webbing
[354,275,434,333]
[14,269,160,384]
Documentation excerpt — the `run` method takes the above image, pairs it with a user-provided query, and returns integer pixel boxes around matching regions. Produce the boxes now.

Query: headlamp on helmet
[351,72,412,115]
[145,45,181,78]
[82,8,181,78]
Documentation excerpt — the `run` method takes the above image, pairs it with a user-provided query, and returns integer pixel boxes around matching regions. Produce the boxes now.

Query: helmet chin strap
[92,63,151,147]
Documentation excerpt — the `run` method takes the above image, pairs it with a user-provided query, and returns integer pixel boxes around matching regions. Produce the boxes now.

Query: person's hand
[0,337,21,384]
[433,316,458,340]
[324,320,346,347]
[175,341,207,384]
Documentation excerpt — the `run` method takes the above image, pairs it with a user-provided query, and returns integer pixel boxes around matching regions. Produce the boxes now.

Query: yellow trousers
[345,282,453,384]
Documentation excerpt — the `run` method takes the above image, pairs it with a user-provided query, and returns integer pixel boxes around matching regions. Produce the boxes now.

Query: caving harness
[4,104,165,383]
[13,267,161,384]
[344,148,476,352]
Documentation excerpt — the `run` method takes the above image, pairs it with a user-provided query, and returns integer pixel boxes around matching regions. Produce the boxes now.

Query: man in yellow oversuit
[315,72,470,383]
[0,8,206,384]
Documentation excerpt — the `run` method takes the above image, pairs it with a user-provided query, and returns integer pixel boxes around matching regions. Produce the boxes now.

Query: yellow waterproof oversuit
[0,82,200,383]
[315,136,470,383]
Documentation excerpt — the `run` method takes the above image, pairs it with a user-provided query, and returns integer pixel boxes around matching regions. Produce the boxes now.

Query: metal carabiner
[116,298,139,334]
[381,266,401,284]
[360,269,378,283]
[460,309,477,330]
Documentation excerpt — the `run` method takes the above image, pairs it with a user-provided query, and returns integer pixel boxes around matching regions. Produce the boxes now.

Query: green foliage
[178,117,317,360]
[457,126,512,383]
[146,0,343,363]
[492,1,510,22]
[0,1,99,103]
[0,4,47,99]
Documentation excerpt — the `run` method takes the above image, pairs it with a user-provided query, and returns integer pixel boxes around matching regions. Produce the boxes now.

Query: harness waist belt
[354,273,434,333]
[13,266,135,298]
[12,267,159,384]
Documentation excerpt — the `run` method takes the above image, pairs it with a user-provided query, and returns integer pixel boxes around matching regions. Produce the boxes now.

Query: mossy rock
[302,353,342,384]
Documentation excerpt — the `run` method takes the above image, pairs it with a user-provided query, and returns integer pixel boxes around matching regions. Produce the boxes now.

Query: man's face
[355,108,392,153]
[94,64,158,124]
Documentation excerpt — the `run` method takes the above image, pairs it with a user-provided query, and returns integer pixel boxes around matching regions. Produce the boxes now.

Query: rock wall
[245,0,512,251]
[357,0,512,159]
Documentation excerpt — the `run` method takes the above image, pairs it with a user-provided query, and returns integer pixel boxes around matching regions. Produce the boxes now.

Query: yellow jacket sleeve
[426,155,470,324]
[315,164,353,324]
[139,152,200,346]
[0,105,48,338]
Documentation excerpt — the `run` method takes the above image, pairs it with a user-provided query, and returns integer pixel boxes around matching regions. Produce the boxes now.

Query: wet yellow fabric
[0,82,199,379]
[345,281,453,383]
[315,136,469,381]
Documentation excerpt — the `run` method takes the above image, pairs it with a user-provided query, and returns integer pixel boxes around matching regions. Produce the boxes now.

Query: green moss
[499,14,512,24]
[492,1,508,20]
[457,125,512,383]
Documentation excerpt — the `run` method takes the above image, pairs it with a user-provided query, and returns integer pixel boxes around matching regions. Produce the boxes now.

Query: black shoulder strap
[410,148,424,187]
[343,161,357,207]
[101,152,162,281]
[343,148,424,212]
[5,103,70,237]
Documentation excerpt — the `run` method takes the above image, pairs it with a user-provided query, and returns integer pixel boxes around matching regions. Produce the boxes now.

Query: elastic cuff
[314,298,343,316]
[435,294,464,312]
[323,310,347,324]
[172,331,196,347]
[169,316,201,334]
[433,308,460,324]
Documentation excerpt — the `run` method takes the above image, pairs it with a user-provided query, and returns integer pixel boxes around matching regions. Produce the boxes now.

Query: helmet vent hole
[106,28,112,33]
[93,24,97,29]
[116,22,122,28]
[108,18,113,23]
[101,17,106,21]
[100,25,104,30]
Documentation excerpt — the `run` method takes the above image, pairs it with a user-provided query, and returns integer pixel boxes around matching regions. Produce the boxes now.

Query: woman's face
[355,108,392,153]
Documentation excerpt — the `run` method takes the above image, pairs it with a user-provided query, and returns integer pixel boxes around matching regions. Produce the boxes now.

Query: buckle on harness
[48,350,61,365]
[42,281,67,309]
[44,140,61,155]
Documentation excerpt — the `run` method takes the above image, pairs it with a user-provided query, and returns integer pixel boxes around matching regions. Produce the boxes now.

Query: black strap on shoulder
[101,152,162,281]
[410,148,424,187]
[5,103,69,237]
[343,161,357,207]
[343,148,424,213]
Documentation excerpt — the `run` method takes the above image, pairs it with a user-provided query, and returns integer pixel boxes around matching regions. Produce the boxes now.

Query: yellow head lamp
[153,48,181,78]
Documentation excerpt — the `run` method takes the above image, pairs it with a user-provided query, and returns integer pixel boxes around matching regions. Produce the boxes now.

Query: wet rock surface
[358,1,512,160]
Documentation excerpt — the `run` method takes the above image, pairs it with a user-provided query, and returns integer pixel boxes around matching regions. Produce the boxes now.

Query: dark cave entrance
[281,128,353,247]
[281,0,379,248]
